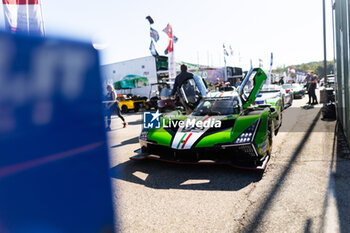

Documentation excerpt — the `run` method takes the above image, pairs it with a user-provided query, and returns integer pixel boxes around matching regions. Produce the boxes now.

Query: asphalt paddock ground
[107,92,350,233]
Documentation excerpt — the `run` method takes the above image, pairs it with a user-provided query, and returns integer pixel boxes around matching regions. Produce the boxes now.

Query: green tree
[300,63,311,72]
[273,66,283,74]
[315,65,323,76]
[275,60,334,76]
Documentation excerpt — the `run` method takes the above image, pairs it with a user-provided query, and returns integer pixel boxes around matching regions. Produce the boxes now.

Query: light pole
[224,55,227,81]
[323,0,327,84]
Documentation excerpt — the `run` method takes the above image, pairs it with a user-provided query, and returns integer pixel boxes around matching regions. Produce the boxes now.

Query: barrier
[0,33,115,233]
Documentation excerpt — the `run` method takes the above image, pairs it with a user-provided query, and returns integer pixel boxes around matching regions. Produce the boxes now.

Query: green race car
[131,68,282,170]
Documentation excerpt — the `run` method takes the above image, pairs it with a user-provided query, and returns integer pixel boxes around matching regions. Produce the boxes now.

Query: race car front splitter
[130,150,270,171]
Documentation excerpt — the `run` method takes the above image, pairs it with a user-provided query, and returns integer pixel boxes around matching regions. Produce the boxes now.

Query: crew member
[309,73,318,105]
[171,64,194,114]
[279,76,285,85]
[305,73,312,104]
[235,78,241,88]
[214,78,224,91]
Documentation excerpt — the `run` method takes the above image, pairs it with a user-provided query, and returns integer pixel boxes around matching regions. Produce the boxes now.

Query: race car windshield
[192,97,240,116]
[282,84,301,89]
[260,86,280,93]
[159,86,171,99]
[291,84,302,88]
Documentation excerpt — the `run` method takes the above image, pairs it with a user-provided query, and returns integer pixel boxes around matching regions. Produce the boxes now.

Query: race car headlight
[140,131,148,141]
[234,119,260,144]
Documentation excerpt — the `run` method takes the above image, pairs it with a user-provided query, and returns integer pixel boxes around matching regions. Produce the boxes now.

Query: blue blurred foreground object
[0,33,115,233]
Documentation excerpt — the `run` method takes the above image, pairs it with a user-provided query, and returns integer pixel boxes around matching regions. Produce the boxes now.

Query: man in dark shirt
[307,72,318,104]
[279,77,285,85]
[305,73,312,104]
[171,64,194,114]
[309,73,318,105]
[171,64,193,98]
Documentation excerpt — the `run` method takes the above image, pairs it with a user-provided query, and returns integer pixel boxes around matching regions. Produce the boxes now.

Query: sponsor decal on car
[143,110,222,130]
[143,110,162,129]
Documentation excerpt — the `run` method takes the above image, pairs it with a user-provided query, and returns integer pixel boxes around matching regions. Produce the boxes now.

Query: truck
[101,56,168,98]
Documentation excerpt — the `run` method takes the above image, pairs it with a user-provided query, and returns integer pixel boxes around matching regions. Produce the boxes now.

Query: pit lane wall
[335,0,350,146]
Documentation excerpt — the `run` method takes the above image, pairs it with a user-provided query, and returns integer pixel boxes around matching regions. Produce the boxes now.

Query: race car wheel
[121,105,128,113]
[275,111,282,136]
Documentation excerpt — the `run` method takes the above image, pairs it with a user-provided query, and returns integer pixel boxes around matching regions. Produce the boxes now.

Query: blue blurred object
[255,100,265,105]
[0,33,115,233]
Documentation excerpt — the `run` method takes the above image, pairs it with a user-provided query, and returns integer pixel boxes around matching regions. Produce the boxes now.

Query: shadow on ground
[332,123,350,233]
[316,122,350,233]
[242,110,322,233]
[127,120,142,126]
[110,136,139,148]
[241,111,350,233]
[110,159,263,191]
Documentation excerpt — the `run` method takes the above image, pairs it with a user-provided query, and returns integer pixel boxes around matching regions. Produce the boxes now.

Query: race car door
[239,68,268,109]
[178,76,207,110]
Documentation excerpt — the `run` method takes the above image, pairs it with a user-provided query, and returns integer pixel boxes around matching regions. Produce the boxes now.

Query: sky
[0,0,335,70]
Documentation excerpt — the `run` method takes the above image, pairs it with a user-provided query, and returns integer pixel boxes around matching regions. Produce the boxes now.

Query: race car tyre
[121,105,128,113]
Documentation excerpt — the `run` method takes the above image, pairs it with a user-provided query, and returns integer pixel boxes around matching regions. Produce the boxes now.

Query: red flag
[163,24,176,78]
[2,0,44,36]
[163,24,173,53]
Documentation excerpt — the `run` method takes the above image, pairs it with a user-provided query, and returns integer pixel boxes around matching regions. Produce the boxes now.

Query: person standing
[305,73,312,104]
[235,78,241,88]
[214,78,224,91]
[278,76,285,85]
[105,84,127,131]
[309,74,318,105]
[171,64,194,114]
[308,72,318,105]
